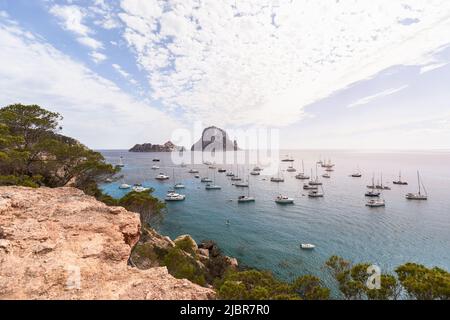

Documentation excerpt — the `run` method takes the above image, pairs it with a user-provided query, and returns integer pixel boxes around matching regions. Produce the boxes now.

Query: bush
[163,247,207,286]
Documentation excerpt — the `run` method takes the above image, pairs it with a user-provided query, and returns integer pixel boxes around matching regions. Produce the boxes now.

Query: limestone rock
[0,187,215,300]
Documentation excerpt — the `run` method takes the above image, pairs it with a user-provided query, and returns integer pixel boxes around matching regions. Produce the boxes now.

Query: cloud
[420,62,448,74]
[112,63,130,78]
[348,85,409,108]
[117,0,450,127]
[90,51,107,63]
[0,18,181,149]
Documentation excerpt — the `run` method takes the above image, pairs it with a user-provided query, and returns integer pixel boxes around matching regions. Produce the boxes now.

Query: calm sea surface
[100,150,450,290]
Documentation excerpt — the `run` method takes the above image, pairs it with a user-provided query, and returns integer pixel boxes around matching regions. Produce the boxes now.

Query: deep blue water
[100,150,450,288]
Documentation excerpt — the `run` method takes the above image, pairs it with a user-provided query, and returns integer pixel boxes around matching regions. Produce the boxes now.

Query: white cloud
[77,35,103,50]
[112,63,130,78]
[90,51,107,63]
[348,85,409,108]
[420,62,448,74]
[118,0,450,126]
[0,20,180,149]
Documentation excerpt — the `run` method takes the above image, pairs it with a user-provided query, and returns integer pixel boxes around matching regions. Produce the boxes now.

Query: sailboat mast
[302,160,305,174]
[417,171,421,195]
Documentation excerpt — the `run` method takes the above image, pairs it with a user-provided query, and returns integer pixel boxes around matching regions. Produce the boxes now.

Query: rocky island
[0,186,215,300]
[191,126,239,152]
[129,141,185,152]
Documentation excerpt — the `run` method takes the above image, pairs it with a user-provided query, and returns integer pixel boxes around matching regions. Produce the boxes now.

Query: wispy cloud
[116,0,450,126]
[348,85,409,108]
[420,62,448,74]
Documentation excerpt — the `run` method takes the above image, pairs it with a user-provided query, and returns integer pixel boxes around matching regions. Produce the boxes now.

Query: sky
[0,0,449,150]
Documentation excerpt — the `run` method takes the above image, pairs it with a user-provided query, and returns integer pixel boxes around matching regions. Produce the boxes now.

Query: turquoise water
[100,150,450,287]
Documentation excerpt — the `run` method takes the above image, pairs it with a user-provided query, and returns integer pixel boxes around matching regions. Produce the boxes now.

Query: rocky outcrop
[129,141,185,152]
[0,187,215,300]
[191,126,239,152]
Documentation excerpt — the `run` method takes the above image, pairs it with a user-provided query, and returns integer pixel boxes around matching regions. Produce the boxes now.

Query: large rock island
[191,126,239,152]
[129,141,185,152]
[0,187,214,300]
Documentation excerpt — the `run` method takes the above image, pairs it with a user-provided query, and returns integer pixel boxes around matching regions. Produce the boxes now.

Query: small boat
[231,176,242,181]
[226,172,235,177]
[155,173,170,180]
[286,166,296,172]
[238,196,255,203]
[205,184,221,190]
[281,155,294,162]
[308,190,324,198]
[366,199,385,207]
[303,184,318,190]
[393,171,408,185]
[253,166,263,171]
[174,183,185,189]
[194,175,200,179]
[321,159,335,168]
[132,186,150,192]
[188,168,199,173]
[270,177,284,182]
[209,165,216,169]
[203,161,212,165]
[351,166,362,177]
[322,173,330,178]
[295,161,310,180]
[200,177,213,183]
[300,243,315,250]
[151,165,160,170]
[165,192,186,201]
[365,190,380,197]
[250,171,260,176]
[275,195,294,204]
[152,158,160,162]
[234,182,249,187]
[119,183,131,189]
[218,168,226,173]
[309,166,322,185]
[406,171,427,200]
[117,156,125,168]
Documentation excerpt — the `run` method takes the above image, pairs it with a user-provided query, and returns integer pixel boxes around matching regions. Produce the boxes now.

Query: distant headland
[129,141,185,152]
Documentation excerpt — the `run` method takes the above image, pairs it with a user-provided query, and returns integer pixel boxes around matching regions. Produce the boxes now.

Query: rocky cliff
[0,187,215,300]
[129,141,185,152]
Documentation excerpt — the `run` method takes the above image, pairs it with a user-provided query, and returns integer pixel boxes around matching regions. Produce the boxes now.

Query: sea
[99,149,450,292]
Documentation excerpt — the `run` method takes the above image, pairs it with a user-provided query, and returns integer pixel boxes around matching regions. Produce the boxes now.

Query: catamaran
[165,191,186,201]
[406,171,427,200]
[366,199,385,207]
[295,160,310,180]
[393,171,408,185]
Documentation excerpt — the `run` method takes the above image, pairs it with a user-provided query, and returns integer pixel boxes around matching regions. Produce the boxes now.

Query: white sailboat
[308,166,322,185]
[351,166,362,177]
[295,160,310,180]
[117,156,125,168]
[172,169,185,189]
[366,199,385,207]
[238,176,255,203]
[205,170,221,190]
[365,175,380,197]
[308,185,324,198]
[271,167,285,182]
[406,171,428,200]
[275,195,294,204]
[393,171,408,185]
[375,173,391,190]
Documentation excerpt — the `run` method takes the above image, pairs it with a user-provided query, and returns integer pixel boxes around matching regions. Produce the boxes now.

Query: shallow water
[100,149,450,288]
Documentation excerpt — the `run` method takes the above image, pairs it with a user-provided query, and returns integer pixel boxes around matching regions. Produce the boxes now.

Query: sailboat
[117,156,125,168]
[270,167,284,182]
[281,154,294,162]
[308,185,324,198]
[351,166,362,177]
[230,164,241,181]
[406,171,427,200]
[188,168,199,174]
[205,170,221,190]
[295,160,310,180]
[172,169,185,189]
[375,173,391,190]
[365,175,380,197]
[393,171,408,185]
[275,195,294,204]
[308,166,322,185]
[286,160,296,172]
[238,176,255,203]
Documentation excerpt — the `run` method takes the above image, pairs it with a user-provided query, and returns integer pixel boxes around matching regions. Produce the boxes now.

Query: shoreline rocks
[129,141,185,152]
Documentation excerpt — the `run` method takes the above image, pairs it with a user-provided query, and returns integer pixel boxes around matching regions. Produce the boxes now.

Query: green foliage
[163,247,207,286]
[118,189,165,224]
[395,263,450,300]
[0,104,117,203]
[174,237,197,256]
[292,275,330,300]
[0,175,40,188]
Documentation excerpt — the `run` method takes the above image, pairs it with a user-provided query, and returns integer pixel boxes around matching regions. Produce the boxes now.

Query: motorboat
[308,190,324,198]
[174,183,185,189]
[119,183,131,189]
[132,186,150,192]
[205,184,221,190]
[253,166,263,171]
[188,168,199,173]
[250,171,260,176]
[270,177,284,182]
[238,196,255,203]
[155,173,170,180]
[201,177,213,183]
[152,158,160,162]
[234,182,249,187]
[303,184,318,190]
[286,166,296,172]
[231,176,242,181]
[406,171,427,200]
[366,199,385,207]
[300,243,315,250]
[151,165,160,170]
[322,173,330,178]
[165,192,186,201]
[194,175,200,179]
[275,195,294,204]
[365,190,380,197]
[218,168,226,173]
[226,172,235,177]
